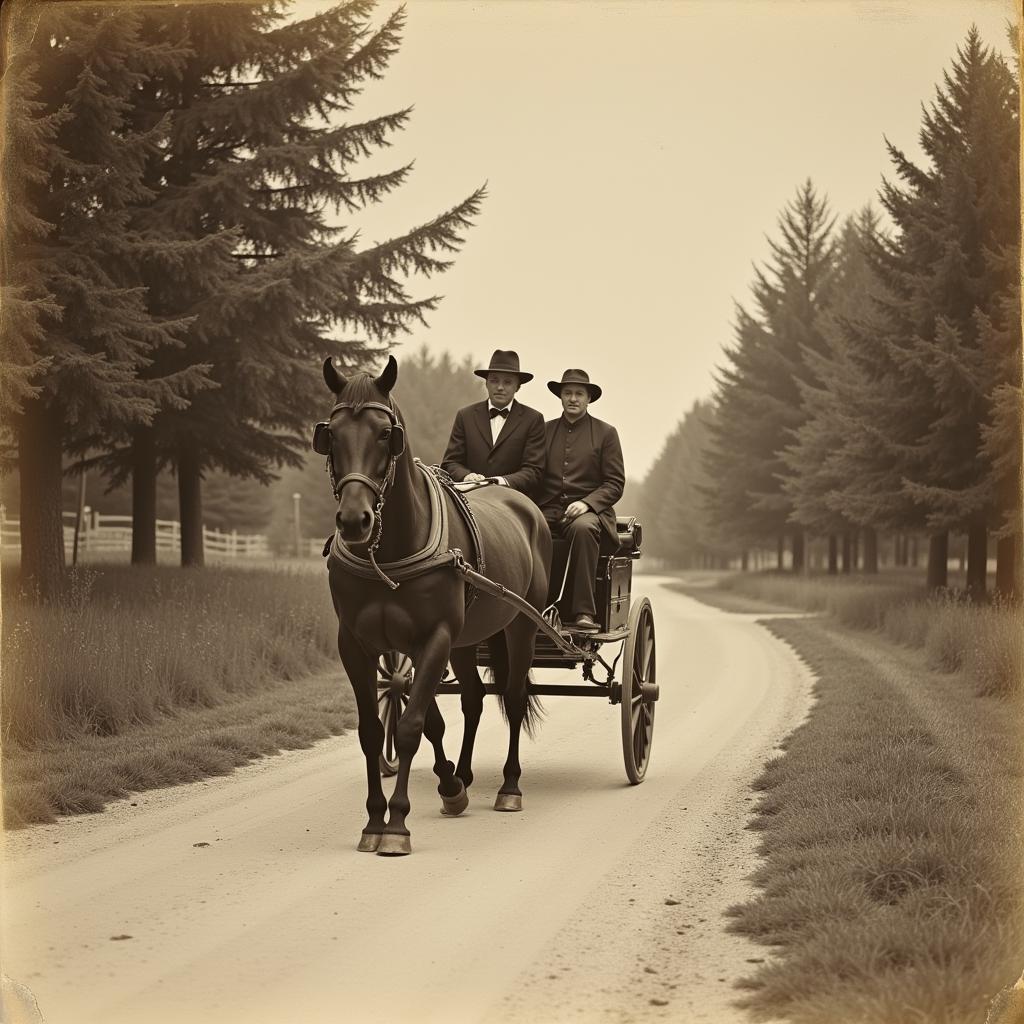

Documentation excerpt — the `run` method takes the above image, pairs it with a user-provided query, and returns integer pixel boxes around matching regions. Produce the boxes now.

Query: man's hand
[565,500,590,520]
[464,472,486,482]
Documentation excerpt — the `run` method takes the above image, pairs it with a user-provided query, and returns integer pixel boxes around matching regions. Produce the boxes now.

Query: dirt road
[2,576,813,1024]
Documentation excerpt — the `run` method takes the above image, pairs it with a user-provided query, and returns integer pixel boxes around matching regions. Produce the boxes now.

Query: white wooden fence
[0,506,269,560]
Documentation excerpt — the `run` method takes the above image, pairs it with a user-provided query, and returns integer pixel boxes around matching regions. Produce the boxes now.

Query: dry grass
[727,617,1024,1024]
[3,670,356,827]
[2,564,339,746]
[1,564,355,827]
[680,572,1022,698]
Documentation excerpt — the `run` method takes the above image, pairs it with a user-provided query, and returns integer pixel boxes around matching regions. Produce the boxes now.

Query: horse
[316,354,551,856]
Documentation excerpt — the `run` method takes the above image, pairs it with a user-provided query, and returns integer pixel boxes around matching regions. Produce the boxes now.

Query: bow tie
[489,406,510,419]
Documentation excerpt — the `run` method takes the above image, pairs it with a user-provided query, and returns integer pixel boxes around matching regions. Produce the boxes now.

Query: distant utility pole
[292,492,302,558]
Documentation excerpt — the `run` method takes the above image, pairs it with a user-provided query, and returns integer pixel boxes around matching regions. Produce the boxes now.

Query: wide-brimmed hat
[474,349,533,383]
[547,368,602,402]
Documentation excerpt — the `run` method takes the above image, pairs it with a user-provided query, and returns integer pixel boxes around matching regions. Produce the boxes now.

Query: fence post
[292,492,302,559]
[72,470,88,565]
[83,506,94,552]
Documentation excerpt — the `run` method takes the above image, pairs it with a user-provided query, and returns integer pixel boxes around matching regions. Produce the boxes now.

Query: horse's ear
[323,356,347,394]
[374,355,398,396]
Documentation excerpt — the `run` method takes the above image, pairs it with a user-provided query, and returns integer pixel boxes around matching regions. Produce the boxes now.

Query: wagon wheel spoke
[620,598,656,785]
[640,629,654,681]
[377,650,411,777]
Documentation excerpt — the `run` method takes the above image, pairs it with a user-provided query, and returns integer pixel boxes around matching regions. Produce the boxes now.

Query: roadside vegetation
[673,570,1024,1021]
[672,571,1021,697]
[1,564,354,827]
[725,616,1024,1024]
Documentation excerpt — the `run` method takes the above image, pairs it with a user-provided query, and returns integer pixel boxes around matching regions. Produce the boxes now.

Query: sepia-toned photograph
[1,1,1021,1022]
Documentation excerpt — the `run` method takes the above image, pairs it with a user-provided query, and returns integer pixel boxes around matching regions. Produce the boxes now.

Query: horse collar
[329,462,448,585]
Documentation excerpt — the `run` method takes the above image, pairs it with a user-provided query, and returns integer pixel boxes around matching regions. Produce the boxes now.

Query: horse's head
[313,354,406,546]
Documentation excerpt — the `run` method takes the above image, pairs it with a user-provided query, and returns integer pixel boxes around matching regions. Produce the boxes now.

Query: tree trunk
[791,529,805,573]
[741,550,749,571]
[995,534,1018,600]
[177,441,205,568]
[827,534,838,574]
[965,518,987,601]
[862,527,878,574]
[776,535,784,570]
[910,536,919,568]
[18,402,66,601]
[926,532,948,591]
[841,532,852,574]
[131,427,158,566]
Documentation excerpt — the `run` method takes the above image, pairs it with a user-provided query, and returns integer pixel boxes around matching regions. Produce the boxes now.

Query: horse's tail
[486,631,544,739]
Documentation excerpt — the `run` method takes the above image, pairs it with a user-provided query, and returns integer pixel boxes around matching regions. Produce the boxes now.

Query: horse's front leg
[379,626,453,856]
[337,625,388,853]
[423,700,469,817]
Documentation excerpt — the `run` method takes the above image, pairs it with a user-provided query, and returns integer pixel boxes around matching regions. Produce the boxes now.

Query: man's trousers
[543,509,601,618]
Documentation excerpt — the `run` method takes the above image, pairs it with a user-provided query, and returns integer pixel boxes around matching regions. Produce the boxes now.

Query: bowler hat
[474,349,533,383]
[547,368,602,402]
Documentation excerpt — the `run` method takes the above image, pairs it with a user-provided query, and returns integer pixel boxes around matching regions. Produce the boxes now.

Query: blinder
[387,422,406,458]
[311,401,404,458]
[312,421,331,456]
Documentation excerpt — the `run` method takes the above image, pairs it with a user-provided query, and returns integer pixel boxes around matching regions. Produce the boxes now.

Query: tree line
[2,0,482,600]
[636,28,1020,598]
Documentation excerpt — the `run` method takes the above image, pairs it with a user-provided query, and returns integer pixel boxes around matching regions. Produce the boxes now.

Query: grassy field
[726,617,1024,1024]
[673,571,1024,1022]
[1,563,355,827]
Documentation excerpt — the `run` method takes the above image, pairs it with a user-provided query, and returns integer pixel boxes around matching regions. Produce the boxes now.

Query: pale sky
[302,0,1017,478]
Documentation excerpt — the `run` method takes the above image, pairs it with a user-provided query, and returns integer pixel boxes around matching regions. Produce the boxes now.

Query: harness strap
[450,555,588,658]
[335,471,384,500]
[430,466,486,605]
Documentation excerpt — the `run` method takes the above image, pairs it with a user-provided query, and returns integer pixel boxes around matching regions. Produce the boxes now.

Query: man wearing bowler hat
[442,349,546,495]
[539,369,625,633]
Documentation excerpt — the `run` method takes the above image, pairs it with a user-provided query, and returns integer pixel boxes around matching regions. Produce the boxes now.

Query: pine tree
[105,1,484,567]
[864,28,1019,596]
[3,5,194,599]
[705,181,838,569]
[781,209,887,572]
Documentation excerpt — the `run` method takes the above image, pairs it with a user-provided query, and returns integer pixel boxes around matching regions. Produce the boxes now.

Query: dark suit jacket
[538,413,625,547]
[441,399,546,495]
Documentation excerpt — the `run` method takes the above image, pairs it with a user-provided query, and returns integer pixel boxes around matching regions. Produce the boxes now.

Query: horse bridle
[313,400,405,496]
[312,400,406,588]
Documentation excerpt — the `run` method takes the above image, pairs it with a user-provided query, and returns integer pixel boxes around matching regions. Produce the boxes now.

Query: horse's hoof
[440,780,469,817]
[357,832,383,853]
[494,793,523,812]
[377,833,412,856]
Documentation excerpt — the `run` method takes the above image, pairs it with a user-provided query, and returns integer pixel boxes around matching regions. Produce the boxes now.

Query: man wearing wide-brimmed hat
[441,349,546,495]
[538,369,625,633]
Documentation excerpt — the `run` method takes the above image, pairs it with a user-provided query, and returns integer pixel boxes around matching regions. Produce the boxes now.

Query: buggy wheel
[377,651,411,777]
[620,598,656,784]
